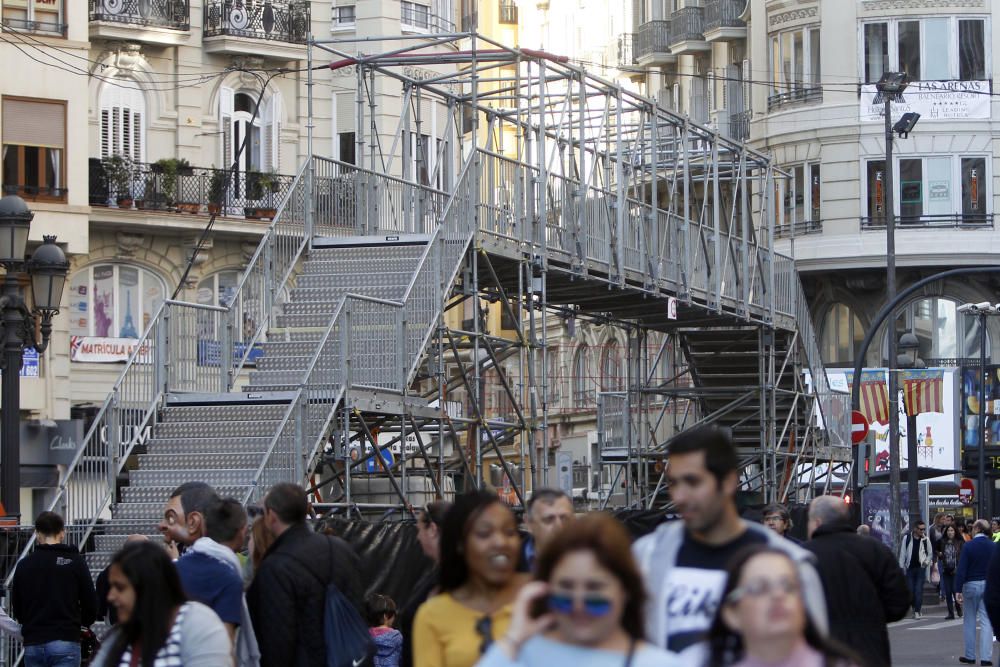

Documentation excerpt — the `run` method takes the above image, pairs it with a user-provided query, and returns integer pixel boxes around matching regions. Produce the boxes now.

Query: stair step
[294,271,413,289]
[154,420,282,439]
[159,403,289,422]
[130,469,258,488]
[145,437,280,453]
[256,354,340,373]
[111,503,167,520]
[120,484,248,505]
[137,452,272,469]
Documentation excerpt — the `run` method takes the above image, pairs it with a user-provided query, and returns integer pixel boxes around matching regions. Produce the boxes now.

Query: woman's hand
[498,581,555,658]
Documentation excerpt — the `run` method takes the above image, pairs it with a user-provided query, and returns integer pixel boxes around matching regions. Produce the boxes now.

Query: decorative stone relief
[861,0,982,10]
[241,241,258,263]
[768,6,817,27]
[115,232,146,257]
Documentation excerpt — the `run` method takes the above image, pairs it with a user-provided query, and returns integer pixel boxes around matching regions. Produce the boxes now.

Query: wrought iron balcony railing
[617,33,635,67]
[2,16,67,35]
[767,86,823,111]
[669,7,705,46]
[89,0,190,30]
[727,109,751,142]
[861,213,994,229]
[774,219,822,239]
[203,0,310,43]
[636,20,671,60]
[704,0,746,31]
[89,158,295,219]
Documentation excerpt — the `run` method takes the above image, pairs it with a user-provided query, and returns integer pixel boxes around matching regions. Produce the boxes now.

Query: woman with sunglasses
[706,545,860,667]
[413,491,529,667]
[476,513,675,667]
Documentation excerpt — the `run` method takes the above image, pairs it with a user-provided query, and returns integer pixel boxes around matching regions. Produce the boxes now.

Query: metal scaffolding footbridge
[22,36,851,574]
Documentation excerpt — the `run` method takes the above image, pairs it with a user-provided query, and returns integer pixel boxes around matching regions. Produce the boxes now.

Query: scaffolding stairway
[84,240,431,572]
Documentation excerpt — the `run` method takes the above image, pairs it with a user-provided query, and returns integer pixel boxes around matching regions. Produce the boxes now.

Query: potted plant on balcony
[208,168,228,216]
[172,159,200,213]
[256,169,280,219]
[102,154,135,208]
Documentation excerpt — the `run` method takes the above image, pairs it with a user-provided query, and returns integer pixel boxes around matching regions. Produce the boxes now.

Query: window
[768,26,821,106]
[220,88,281,174]
[862,18,988,82]
[498,0,517,25]
[601,342,623,392]
[572,345,593,407]
[864,155,990,225]
[338,132,356,165]
[332,5,355,28]
[2,97,66,201]
[401,1,431,30]
[548,348,562,407]
[2,0,65,35]
[68,265,165,340]
[99,82,145,162]
[783,162,821,227]
[880,297,987,362]
[821,304,865,366]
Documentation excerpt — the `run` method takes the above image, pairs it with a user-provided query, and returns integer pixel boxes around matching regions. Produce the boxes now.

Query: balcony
[498,0,518,25]
[774,220,822,240]
[669,7,709,55]
[617,33,635,69]
[703,0,746,42]
[861,214,994,230]
[727,109,751,142]
[89,157,295,222]
[202,0,310,61]
[635,20,675,66]
[767,86,822,111]
[89,0,191,46]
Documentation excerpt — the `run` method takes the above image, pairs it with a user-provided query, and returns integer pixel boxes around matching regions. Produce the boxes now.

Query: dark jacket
[956,534,995,589]
[247,522,363,667]
[805,520,910,667]
[984,547,1000,638]
[397,566,438,667]
[11,543,97,646]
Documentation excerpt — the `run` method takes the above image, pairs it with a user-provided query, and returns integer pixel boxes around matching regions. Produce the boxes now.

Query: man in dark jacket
[11,511,97,667]
[248,482,363,667]
[805,495,910,667]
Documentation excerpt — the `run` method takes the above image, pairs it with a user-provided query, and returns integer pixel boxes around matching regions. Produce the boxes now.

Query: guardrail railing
[243,153,480,502]
[861,213,994,229]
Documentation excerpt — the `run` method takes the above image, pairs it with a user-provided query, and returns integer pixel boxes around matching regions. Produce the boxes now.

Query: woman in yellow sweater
[413,491,530,667]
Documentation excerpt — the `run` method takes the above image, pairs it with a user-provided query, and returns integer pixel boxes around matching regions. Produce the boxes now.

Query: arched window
[601,341,623,391]
[573,345,592,407]
[68,264,165,339]
[820,303,865,365]
[547,347,561,408]
[100,80,145,162]
[880,296,988,364]
[219,87,281,173]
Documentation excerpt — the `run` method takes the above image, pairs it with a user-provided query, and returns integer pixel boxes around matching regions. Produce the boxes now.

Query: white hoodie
[632,519,828,663]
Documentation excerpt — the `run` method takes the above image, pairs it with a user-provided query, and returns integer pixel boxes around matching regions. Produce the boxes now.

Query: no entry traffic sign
[851,410,870,445]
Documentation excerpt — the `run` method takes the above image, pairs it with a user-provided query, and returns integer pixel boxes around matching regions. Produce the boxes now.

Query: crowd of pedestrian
[13,424,1000,666]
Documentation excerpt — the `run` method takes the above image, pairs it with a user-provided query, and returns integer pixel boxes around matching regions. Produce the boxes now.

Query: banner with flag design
[901,369,945,416]
[856,369,891,425]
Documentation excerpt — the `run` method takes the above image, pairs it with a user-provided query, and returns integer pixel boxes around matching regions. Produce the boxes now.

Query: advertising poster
[862,482,929,550]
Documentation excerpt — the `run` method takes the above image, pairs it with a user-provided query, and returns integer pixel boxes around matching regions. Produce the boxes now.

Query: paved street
[890,601,998,666]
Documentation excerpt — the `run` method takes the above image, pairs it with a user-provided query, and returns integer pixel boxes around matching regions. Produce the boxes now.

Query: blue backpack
[322,581,375,667]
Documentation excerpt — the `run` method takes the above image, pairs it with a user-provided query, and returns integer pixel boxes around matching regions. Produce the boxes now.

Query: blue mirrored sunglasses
[547,593,613,617]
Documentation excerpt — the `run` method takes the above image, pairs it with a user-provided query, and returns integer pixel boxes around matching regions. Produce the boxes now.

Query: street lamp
[0,195,69,519]
[897,331,924,533]
[958,301,1000,519]
[875,71,920,552]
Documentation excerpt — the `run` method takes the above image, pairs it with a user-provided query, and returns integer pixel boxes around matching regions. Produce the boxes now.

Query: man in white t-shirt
[633,426,828,662]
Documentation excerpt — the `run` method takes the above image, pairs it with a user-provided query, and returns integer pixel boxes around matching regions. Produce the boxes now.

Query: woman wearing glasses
[706,546,860,667]
[475,513,675,667]
[413,491,529,667]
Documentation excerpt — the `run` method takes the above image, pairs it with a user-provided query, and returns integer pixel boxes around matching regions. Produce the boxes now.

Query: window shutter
[219,86,234,168]
[100,109,111,158]
[2,98,65,148]
[263,93,282,172]
[98,83,145,160]
[132,108,143,161]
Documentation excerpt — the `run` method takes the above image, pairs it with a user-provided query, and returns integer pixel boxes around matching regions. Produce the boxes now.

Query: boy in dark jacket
[11,511,97,667]
[805,496,910,667]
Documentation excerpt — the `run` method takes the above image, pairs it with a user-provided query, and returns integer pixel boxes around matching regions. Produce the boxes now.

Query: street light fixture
[874,70,917,553]
[0,195,69,519]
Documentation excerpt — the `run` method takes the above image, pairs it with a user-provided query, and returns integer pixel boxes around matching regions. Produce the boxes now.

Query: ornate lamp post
[0,194,69,518]
[897,331,924,532]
